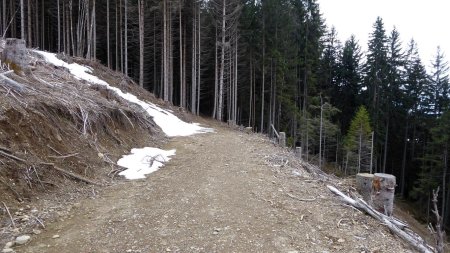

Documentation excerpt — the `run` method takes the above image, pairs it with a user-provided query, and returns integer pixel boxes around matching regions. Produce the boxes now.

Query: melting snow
[35,50,213,179]
[117,148,176,180]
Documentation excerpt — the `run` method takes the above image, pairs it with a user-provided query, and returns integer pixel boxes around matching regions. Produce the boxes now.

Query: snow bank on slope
[35,50,212,179]
[35,50,213,137]
[117,147,176,180]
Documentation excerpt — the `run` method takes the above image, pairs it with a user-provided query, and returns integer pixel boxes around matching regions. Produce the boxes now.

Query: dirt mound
[0,50,169,242]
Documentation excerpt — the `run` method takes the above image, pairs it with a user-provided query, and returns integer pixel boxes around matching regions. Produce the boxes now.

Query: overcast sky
[317,0,450,69]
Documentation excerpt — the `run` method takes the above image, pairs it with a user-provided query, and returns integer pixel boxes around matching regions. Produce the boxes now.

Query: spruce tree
[344,106,373,174]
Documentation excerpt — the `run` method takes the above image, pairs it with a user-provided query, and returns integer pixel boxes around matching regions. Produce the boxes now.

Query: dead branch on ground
[327,185,435,253]
[1,201,16,229]
[40,162,101,186]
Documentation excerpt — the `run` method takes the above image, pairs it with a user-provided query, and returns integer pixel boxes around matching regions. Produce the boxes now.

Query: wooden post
[296,147,302,159]
[356,173,374,203]
[279,132,286,148]
[371,173,396,216]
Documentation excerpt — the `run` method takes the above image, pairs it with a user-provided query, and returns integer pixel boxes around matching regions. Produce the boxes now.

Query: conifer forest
[1,0,449,230]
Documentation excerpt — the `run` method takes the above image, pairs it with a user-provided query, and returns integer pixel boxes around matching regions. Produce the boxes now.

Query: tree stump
[1,38,29,75]
[371,173,396,216]
[244,127,252,134]
[355,173,374,203]
[279,132,286,147]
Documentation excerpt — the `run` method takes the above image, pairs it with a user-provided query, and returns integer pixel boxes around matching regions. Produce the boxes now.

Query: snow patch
[117,147,176,180]
[35,50,213,179]
[35,50,213,137]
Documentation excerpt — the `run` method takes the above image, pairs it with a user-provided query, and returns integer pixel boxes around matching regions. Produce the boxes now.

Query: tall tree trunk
[119,0,123,72]
[41,0,44,48]
[57,0,60,52]
[260,16,265,132]
[34,0,38,47]
[163,0,168,101]
[196,6,201,114]
[217,0,226,121]
[27,0,31,45]
[2,0,6,35]
[213,25,218,118]
[107,0,110,68]
[115,0,119,70]
[382,118,389,173]
[138,0,144,87]
[123,0,127,75]
[442,147,448,224]
[20,0,24,40]
[179,0,183,107]
[401,120,409,197]
[69,0,75,56]
[190,2,196,111]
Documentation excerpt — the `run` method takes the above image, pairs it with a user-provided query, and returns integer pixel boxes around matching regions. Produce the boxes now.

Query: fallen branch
[2,201,16,229]
[48,153,79,159]
[286,193,316,202]
[327,185,435,253]
[41,162,101,186]
[0,150,27,163]
[0,71,26,92]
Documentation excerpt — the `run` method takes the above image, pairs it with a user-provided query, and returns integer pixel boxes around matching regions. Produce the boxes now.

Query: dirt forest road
[19,124,414,253]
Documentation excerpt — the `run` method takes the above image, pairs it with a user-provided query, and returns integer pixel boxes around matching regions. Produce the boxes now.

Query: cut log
[356,173,374,203]
[372,173,396,216]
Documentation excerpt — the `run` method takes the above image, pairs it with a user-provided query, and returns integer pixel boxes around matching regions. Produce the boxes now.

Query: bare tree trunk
[20,0,24,40]
[212,25,218,118]
[260,17,265,132]
[115,0,119,70]
[34,0,38,47]
[196,6,200,114]
[119,0,123,72]
[401,121,409,197]
[107,0,110,68]
[319,96,323,170]
[41,0,44,47]
[442,147,447,223]
[27,0,31,45]
[2,0,6,35]
[382,119,389,173]
[69,0,74,55]
[124,0,127,75]
[179,0,183,107]
[190,2,196,111]
[138,0,144,87]
[163,0,168,101]
[57,0,60,52]
[93,0,96,60]
[217,0,226,121]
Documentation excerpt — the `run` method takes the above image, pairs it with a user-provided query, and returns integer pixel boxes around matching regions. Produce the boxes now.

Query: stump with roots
[371,173,396,216]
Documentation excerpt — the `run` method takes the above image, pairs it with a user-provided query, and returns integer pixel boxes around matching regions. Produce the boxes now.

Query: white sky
[317,0,450,69]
